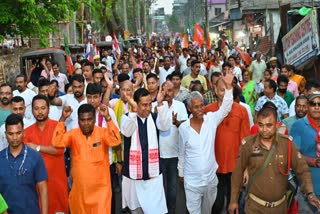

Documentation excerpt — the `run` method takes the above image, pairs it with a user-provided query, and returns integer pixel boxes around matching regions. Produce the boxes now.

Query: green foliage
[0,0,80,47]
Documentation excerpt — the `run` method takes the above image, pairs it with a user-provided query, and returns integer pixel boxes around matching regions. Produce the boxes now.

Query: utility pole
[205,0,208,27]
[123,0,128,30]
[143,0,147,33]
[137,0,141,35]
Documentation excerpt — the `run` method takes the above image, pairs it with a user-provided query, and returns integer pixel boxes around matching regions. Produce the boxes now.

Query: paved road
[114,180,227,214]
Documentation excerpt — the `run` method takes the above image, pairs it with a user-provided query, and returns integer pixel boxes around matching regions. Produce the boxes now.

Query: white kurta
[120,103,170,213]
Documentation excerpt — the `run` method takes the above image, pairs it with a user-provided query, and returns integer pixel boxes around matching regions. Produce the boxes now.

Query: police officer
[228,103,320,213]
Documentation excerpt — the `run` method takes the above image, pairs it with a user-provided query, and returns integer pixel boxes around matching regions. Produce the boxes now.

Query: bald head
[162,80,174,89]
[120,80,133,89]
[163,80,175,103]
[214,77,227,101]
[120,80,134,102]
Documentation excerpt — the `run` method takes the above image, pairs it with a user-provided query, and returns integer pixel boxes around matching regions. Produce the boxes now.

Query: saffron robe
[52,120,121,214]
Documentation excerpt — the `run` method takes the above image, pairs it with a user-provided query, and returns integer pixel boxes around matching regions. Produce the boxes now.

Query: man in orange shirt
[24,95,68,214]
[205,69,250,213]
[53,103,121,214]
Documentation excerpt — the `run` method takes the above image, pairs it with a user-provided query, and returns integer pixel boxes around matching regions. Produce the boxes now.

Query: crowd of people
[0,40,320,214]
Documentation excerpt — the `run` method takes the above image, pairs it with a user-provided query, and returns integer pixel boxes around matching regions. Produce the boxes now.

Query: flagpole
[205,0,208,28]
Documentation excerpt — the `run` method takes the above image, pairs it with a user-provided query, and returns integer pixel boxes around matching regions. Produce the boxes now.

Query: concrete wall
[0,48,31,87]
[208,4,226,20]
[265,10,281,44]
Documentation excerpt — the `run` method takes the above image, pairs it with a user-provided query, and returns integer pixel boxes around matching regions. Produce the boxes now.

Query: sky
[153,0,174,15]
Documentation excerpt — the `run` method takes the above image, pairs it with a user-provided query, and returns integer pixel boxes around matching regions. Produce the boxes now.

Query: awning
[209,21,231,28]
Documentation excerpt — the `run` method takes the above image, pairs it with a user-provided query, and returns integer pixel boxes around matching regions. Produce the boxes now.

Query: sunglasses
[309,100,320,107]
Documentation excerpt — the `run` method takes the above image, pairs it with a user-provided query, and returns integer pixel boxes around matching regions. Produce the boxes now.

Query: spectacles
[308,100,320,107]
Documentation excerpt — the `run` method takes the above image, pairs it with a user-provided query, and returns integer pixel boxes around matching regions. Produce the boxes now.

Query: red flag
[193,24,205,47]
[93,39,99,56]
[112,33,121,58]
[181,34,188,48]
[206,38,211,50]
[66,55,74,75]
[113,33,121,53]
[236,47,251,66]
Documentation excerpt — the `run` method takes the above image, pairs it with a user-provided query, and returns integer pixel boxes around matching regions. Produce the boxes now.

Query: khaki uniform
[231,133,313,214]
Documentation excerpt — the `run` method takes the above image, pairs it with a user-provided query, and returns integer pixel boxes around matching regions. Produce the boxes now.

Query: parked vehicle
[20,49,67,86]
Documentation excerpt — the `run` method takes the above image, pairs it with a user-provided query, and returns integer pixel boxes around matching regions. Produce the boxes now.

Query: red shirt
[205,102,250,173]
[24,119,68,214]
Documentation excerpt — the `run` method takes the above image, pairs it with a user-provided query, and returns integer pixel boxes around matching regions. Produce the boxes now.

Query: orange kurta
[205,102,250,173]
[24,119,68,214]
[52,120,121,214]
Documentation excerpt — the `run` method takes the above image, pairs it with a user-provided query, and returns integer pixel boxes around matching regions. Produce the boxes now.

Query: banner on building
[282,9,319,66]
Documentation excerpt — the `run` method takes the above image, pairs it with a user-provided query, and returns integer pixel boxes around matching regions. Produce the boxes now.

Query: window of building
[215,8,222,16]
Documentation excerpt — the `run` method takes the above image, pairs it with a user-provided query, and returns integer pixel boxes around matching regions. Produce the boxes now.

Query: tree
[0,0,80,47]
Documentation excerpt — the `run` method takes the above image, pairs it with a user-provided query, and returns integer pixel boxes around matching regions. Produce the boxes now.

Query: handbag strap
[247,144,276,193]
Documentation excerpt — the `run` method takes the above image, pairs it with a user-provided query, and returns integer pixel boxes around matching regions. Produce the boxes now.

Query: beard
[1,98,10,105]
[36,114,48,122]
[74,91,83,98]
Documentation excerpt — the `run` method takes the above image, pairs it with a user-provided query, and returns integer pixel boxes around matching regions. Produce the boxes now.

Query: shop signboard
[282,9,319,66]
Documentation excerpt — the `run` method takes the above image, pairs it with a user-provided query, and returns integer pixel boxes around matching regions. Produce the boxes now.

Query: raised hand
[60,106,73,122]
[221,71,235,89]
[103,72,113,89]
[98,104,110,119]
[157,84,167,105]
[172,111,178,126]
[127,96,138,112]
[48,84,56,97]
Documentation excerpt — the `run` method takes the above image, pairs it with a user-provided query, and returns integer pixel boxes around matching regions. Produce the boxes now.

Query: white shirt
[49,105,62,121]
[240,101,254,128]
[50,72,69,93]
[289,99,296,117]
[159,66,175,86]
[152,100,188,158]
[233,66,242,82]
[13,88,36,120]
[179,55,190,73]
[178,89,233,187]
[200,63,208,76]
[102,56,115,71]
[0,117,34,151]
[60,94,87,131]
[94,107,118,165]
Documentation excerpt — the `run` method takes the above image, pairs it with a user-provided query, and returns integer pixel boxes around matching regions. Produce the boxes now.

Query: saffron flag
[203,24,211,50]
[181,34,188,48]
[146,32,152,48]
[63,34,74,75]
[236,46,251,66]
[169,34,176,50]
[193,24,205,47]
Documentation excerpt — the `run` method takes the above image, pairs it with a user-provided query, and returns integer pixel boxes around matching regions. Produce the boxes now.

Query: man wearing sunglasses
[290,91,320,213]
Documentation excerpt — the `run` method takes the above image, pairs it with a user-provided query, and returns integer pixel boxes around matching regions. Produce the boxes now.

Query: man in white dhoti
[178,72,234,214]
[120,87,171,214]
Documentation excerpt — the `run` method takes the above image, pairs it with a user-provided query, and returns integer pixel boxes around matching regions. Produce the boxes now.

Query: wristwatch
[36,145,41,152]
[307,192,315,200]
